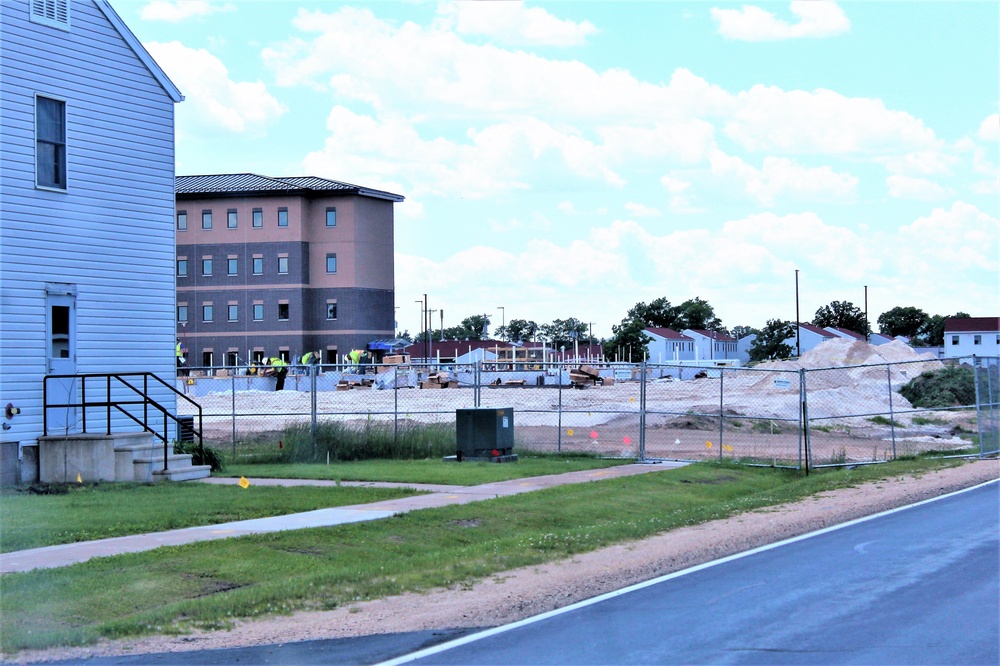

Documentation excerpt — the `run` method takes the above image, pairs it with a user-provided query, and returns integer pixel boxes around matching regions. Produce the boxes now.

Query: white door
[46,290,78,433]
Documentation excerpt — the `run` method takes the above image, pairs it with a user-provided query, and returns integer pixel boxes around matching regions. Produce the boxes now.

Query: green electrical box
[453,408,517,462]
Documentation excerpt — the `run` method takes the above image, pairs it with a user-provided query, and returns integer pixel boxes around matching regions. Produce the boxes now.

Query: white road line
[377,477,1000,666]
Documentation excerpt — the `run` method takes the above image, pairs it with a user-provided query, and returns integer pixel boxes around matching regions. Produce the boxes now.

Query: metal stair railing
[43,372,203,472]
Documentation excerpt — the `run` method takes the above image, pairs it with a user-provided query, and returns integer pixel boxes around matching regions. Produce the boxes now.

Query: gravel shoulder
[10,458,998,664]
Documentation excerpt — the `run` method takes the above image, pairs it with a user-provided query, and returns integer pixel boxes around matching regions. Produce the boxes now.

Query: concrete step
[152,465,212,482]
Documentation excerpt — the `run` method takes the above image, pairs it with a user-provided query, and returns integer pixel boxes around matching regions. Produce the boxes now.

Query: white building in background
[682,329,738,360]
[943,317,1000,359]
[644,328,695,363]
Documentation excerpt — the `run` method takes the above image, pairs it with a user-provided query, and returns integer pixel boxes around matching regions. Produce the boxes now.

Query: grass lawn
[222,455,630,486]
[0,483,422,553]
[0,457,965,653]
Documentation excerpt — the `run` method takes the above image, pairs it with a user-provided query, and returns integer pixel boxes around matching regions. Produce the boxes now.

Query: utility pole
[423,293,429,362]
[415,300,423,360]
[795,269,801,358]
[864,285,869,342]
[439,309,444,341]
[497,306,505,341]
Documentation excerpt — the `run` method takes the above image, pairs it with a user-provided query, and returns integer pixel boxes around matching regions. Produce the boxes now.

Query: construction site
[177,338,999,468]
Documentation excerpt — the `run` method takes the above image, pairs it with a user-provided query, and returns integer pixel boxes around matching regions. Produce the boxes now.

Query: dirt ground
[12,458,998,665]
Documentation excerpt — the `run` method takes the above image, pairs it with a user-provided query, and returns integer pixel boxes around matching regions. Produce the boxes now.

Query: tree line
[400,299,971,363]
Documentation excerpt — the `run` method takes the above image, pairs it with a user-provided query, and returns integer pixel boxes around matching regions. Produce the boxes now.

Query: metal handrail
[43,372,203,471]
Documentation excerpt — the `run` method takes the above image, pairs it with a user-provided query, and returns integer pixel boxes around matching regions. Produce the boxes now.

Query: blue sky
[119,0,998,338]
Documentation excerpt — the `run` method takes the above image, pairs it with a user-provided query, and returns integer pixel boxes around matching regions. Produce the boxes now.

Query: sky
[118,0,999,339]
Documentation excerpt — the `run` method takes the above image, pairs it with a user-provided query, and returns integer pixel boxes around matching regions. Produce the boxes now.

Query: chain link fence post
[800,368,810,475]
[639,361,647,462]
[718,368,724,463]
[973,357,984,458]
[310,364,318,457]
[393,364,399,451]
[557,361,563,453]
[231,369,237,461]
[886,365,896,459]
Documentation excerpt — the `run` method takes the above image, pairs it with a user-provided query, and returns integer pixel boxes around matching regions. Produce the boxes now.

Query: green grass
[0,483,421,553]
[0,457,965,653]
[911,415,948,426]
[868,415,905,428]
[221,456,629,486]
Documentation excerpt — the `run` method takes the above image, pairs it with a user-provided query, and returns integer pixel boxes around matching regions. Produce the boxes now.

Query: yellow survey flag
[76,473,82,484]
[238,477,250,489]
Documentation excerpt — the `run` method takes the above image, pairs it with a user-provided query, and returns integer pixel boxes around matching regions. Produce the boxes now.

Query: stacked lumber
[570,365,602,388]
[420,371,459,389]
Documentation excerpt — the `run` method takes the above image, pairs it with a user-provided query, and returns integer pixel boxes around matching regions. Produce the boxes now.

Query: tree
[675,297,723,331]
[748,319,796,362]
[919,312,970,347]
[539,318,590,349]
[812,300,870,336]
[730,325,759,341]
[499,318,538,343]
[877,306,929,338]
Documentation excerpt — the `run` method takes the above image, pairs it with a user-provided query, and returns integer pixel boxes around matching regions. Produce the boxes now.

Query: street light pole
[497,306,505,341]
[423,293,429,362]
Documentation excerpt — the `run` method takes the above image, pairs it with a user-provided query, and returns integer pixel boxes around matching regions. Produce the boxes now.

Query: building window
[228,258,238,275]
[202,351,214,367]
[36,96,66,190]
[253,304,264,321]
[327,302,338,320]
[31,0,70,29]
[326,207,337,227]
[228,305,238,321]
[278,257,288,274]
[202,210,212,229]
[278,303,289,321]
[176,259,188,277]
[201,258,212,276]
[325,349,337,364]
[227,209,237,228]
[974,335,982,345]
[252,257,263,275]
[226,351,239,366]
[176,211,187,231]
[177,306,188,322]
[326,253,337,273]
[278,208,288,227]
[252,208,263,228]
[951,335,959,345]
[202,305,213,322]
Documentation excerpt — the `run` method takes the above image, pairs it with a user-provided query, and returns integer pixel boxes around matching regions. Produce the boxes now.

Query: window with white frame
[228,304,238,321]
[202,210,212,229]
[177,305,188,322]
[974,335,982,345]
[227,209,237,228]
[36,96,66,189]
[228,258,238,275]
[253,304,264,321]
[278,208,288,227]
[327,302,337,320]
[278,256,288,274]
[253,257,263,275]
[176,259,188,277]
[176,211,187,230]
[252,208,263,228]
[326,253,337,273]
[202,304,213,322]
[201,258,212,276]
[326,207,337,227]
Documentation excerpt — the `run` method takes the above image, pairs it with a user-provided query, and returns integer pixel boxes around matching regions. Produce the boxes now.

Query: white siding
[0,0,180,443]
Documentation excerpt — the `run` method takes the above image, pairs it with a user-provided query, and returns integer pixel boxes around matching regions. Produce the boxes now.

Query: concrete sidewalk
[1,462,686,575]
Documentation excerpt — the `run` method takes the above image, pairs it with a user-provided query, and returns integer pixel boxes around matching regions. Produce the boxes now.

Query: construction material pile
[420,371,459,389]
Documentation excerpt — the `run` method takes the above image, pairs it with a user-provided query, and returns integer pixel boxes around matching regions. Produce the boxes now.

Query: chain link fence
[175,355,999,469]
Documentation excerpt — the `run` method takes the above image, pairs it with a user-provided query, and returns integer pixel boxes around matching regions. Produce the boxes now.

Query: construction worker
[269,355,289,390]
[301,350,320,366]
[175,339,188,376]
[348,349,362,369]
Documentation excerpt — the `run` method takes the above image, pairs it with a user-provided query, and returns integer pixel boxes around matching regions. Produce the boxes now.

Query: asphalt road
[393,480,1000,665]
[47,481,999,666]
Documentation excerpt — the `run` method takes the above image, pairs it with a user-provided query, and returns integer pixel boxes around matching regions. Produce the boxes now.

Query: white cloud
[557,201,576,214]
[881,150,958,176]
[145,41,286,134]
[302,107,624,199]
[660,175,701,214]
[140,1,233,22]
[624,202,662,218]
[886,175,951,201]
[711,1,850,41]
[708,152,858,205]
[978,114,1000,142]
[439,0,598,46]
[725,86,939,154]
[898,201,999,272]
